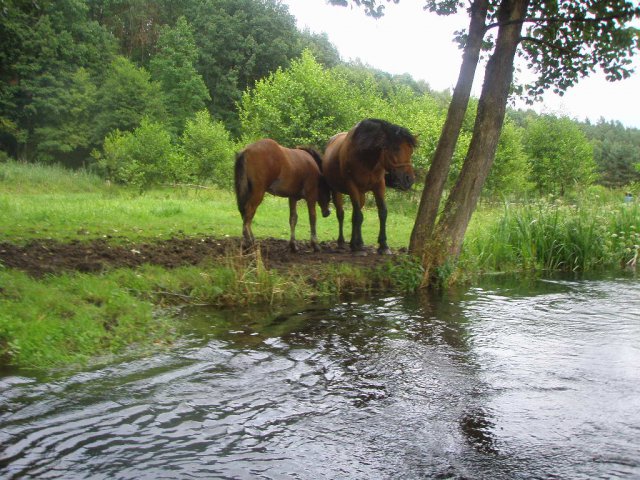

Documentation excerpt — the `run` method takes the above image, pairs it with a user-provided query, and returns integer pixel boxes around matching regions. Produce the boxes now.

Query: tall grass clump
[464,198,640,273]
[0,160,107,194]
[112,250,314,307]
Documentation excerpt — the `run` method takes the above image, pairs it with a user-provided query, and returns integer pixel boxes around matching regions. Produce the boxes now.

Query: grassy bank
[0,161,422,369]
[1,161,638,370]
[0,252,420,369]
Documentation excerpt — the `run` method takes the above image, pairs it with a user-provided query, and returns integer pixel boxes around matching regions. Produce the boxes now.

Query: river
[1,274,639,479]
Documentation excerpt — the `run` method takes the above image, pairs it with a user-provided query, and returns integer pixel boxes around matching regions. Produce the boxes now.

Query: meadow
[1,161,638,370]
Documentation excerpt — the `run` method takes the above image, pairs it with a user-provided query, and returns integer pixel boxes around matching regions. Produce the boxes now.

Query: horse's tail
[234,151,251,216]
[298,147,324,172]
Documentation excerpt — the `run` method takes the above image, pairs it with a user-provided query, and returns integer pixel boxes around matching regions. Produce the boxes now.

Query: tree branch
[519,35,585,58]
[487,13,638,31]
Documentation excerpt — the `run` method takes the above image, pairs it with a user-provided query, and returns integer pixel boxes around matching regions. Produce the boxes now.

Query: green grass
[0,249,416,370]
[0,160,106,194]
[2,161,638,371]
[0,257,311,369]
[0,161,415,246]
[0,269,174,369]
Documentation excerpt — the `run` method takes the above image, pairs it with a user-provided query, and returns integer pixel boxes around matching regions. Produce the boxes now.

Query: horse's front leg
[288,197,299,253]
[349,193,365,254]
[373,187,391,255]
[306,199,320,252]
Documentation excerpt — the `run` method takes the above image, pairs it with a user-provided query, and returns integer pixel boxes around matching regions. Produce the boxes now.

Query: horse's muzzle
[322,207,332,218]
[385,171,415,191]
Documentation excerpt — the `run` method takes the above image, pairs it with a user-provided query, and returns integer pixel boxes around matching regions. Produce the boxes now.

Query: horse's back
[242,138,284,166]
[325,132,347,161]
[277,147,323,198]
[241,138,321,198]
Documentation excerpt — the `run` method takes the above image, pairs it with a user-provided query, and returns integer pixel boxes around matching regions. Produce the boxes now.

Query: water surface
[1,275,639,479]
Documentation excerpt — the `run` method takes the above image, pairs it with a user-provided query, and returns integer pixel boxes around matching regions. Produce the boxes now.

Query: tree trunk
[408,0,488,257]
[422,0,530,282]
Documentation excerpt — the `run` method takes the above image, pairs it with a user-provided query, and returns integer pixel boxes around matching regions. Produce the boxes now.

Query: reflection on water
[1,274,639,479]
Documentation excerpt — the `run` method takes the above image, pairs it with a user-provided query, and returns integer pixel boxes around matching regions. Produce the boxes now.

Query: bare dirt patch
[0,237,400,277]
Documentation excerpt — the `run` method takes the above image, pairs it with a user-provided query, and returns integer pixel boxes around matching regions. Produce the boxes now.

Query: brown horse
[323,119,417,254]
[234,138,331,252]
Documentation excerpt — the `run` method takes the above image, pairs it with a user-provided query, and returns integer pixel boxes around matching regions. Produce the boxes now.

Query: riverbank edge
[0,251,424,371]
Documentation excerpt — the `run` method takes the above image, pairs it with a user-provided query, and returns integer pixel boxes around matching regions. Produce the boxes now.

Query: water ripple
[1,276,639,479]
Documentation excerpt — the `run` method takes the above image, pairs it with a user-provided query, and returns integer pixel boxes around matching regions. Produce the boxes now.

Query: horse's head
[383,140,416,191]
[352,119,417,191]
[318,177,332,217]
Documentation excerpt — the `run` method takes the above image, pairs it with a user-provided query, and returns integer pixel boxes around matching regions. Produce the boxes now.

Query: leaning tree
[330,0,640,285]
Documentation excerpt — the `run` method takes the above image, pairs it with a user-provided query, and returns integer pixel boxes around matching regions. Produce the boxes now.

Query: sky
[282,0,640,128]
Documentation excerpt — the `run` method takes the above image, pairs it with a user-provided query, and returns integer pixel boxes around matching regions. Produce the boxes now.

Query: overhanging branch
[519,35,586,57]
[488,13,639,31]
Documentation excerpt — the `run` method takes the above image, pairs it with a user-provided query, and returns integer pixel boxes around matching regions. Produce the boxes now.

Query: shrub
[96,119,182,190]
[181,110,236,188]
[238,49,361,147]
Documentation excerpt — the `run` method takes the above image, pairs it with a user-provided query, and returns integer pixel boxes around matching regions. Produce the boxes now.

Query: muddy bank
[0,236,399,277]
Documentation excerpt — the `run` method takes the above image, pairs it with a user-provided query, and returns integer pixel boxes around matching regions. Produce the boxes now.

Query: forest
[1,0,639,196]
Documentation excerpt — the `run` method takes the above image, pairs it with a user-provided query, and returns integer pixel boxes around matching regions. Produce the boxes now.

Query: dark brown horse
[323,119,417,254]
[234,138,331,252]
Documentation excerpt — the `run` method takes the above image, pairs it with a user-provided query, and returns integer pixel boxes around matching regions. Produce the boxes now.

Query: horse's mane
[297,146,324,171]
[351,118,417,154]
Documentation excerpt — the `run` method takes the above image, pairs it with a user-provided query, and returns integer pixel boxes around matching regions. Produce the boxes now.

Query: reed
[463,198,640,272]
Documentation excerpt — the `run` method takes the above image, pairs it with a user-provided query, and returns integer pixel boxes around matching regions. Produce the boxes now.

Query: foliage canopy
[0,0,638,197]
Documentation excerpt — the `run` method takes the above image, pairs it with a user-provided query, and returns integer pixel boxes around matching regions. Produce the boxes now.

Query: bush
[238,49,361,147]
[95,119,181,190]
[524,115,596,196]
[181,110,236,188]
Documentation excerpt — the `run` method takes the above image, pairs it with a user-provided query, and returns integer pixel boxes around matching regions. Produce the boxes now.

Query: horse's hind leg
[306,199,320,252]
[242,214,255,249]
[288,198,299,253]
[242,191,263,249]
[333,191,346,250]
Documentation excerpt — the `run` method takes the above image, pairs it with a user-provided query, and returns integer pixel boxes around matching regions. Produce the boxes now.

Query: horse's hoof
[378,247,392,255]
[289,242,299,253]
[241,241,255,253]
[336,242,348,251]
[311,243,321,253]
